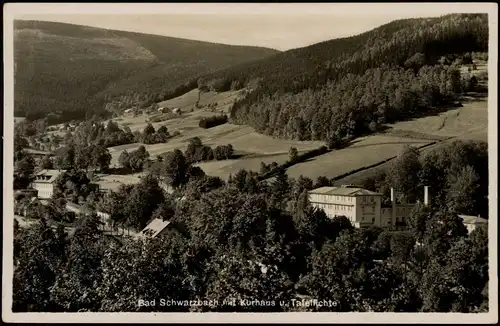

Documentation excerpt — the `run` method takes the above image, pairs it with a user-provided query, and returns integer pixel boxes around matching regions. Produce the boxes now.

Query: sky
[10,3,488,51]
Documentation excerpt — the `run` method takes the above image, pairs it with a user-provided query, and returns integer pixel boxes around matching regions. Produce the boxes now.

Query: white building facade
[30,169,63,199]
[308,186,383,228]
[308,185,432,229]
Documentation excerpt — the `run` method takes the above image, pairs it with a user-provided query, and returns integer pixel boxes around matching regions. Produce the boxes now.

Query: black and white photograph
[2,2,498,323]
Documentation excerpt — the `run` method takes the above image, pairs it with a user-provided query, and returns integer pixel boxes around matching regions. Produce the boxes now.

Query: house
[459,215,488,234]
[124,109,132,114]
[30,169,64,199]
[139,218,174,238]
[309,185,430,229]
[309,185,383,228]
[172,107,182,115]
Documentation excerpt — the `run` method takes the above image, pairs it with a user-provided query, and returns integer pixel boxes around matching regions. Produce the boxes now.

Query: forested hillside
[195,14,488,142]
[13,20,279,124]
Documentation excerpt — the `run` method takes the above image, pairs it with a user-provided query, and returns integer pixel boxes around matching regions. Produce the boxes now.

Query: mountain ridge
[14,20,280,123]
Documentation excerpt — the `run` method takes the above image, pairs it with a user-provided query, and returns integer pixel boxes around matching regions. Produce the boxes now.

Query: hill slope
[13,20,279,123]
[195,14,488,142]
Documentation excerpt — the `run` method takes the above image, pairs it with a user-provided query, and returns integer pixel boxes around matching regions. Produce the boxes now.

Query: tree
[53,170,92,203]
[118,150,131,169]
[49,214,105,311]
[314,176,331,188]
[125,175,166,230]
[389,145,422,203]
[185,137,203,163]
[157,125,169,136]
[129,146,150,171]
[404,53,426,71]
[38,155,54,170]
[288,147,298,162]
[54,143,76,170]
[163,149,189,189]
[15,152,36,189]
[13,219,65,312]
[422,208,468,261]
[184,175,225,200]
[446,165,480,215]
[75,145,92,171]
[90,145,112,171]
[270,169,290,209]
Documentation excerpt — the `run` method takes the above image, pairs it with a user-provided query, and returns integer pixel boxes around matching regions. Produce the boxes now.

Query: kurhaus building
[308,185,431,229]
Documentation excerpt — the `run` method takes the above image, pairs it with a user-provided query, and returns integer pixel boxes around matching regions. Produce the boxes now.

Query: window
[372,218,375,223]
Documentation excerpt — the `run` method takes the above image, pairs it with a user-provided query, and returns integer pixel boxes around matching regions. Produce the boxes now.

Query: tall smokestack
[424,186,429,206]
[390,187,397,227]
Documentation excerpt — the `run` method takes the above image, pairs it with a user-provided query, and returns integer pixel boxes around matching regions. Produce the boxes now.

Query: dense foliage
[194,14,487,142]
[118,146,151,172]
[14,20,278,124]
[54,142,112,172]
[198,115,229,129]
[183,137,234,164]
[232,64,478,141]
[13,166,489,312]
[358,140,488,218]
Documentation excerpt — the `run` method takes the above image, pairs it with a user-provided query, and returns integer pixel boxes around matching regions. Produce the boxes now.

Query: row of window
[361,206,376,213]
[316,203,353,212]
[313,195,354,202]
[361,196,376,203]
[381,207,412,213]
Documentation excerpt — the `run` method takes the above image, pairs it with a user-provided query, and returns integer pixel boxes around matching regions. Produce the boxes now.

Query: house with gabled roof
[459,214,488,234]
[138,218,173,238]
[30,169,65,199]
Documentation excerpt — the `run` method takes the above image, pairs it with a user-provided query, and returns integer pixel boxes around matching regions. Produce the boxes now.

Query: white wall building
[309,185,431,229]
[30,169,64,199]
[308,185,383,228]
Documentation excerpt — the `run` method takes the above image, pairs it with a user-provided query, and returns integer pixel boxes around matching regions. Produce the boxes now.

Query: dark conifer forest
[14,20,279,124]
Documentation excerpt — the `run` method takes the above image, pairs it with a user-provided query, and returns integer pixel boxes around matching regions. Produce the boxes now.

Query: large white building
[308,186,383,228]
[309,185,431,229]
[30,169,64,199]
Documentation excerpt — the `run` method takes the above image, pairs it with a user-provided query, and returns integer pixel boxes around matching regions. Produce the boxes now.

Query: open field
[194,153,292,181]
[105,61,487,184]
[330,95,488,184]
[108,122,324,167]
[384,95,487,142]
[285,135,433,181]
[94,172,144,192]
[109,89,243,134]
[107,88,325,167]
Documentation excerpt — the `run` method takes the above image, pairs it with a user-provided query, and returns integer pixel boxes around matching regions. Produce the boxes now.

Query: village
[14,165,487,241]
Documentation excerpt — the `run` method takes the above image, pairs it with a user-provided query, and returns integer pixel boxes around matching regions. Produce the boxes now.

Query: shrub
[199,115,228,129]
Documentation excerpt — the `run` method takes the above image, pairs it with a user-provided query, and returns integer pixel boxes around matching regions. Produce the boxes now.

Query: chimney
[390,187,397,227]
[424,186,429,206]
